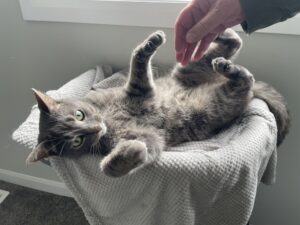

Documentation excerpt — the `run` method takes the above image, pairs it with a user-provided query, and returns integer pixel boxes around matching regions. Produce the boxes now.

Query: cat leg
[212,57,254,90]
[100,140,148,177]
[100,131,164,177]
[172,29,242,87]
[207,57,254,125]
[125,31,166,97]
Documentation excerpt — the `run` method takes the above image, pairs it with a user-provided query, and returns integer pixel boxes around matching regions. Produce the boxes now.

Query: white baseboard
[0,189,9,204]
[0,168,72,197]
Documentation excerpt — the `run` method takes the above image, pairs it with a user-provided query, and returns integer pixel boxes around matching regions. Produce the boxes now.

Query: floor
[0,180,252,225]
[0,180,89,225]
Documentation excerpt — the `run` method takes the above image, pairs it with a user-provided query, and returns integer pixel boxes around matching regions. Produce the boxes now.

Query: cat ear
[32,88,57,112]
[26,142,50,164]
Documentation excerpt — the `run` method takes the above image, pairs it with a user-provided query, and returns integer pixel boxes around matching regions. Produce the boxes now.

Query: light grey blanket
[12,66,278,225]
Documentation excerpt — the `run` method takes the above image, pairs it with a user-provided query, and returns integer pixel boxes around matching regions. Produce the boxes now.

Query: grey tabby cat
[27,29,289,177]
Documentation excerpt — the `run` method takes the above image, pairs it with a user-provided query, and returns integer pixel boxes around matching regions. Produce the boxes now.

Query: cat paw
[212,57,255,84]
[100,140,147,177]
[212,57,234,74]
[215,29,242,49]
[146,30,166,50]
[134,31,166,62]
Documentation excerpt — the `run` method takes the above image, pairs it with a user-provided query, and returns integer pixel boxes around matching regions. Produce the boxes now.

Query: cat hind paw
[212,57,234,74]
[135,31,166,61]
[212,57,255,84]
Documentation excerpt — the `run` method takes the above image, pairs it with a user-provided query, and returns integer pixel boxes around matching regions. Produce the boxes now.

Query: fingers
[175,0,243,64]
[192,33,217,61]
[186,6,223,44]
[175,5,195,54]
[181,26,227,63]
[193,25,226,61]
[175,2,206,63]
[181,43,197,66]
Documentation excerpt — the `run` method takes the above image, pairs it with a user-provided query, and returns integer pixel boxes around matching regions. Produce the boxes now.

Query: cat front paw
[100,140,148,177]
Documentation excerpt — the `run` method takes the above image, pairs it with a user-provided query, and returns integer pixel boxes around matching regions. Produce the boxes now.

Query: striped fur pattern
[28,29,289,177]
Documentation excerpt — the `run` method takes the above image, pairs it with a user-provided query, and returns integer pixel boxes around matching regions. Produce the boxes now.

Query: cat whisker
[90,145,95,158]
[50,139,64,153]
[94,142,101,156]
[89,145,93,154]
[89,141,101,158]
[58,142,67,156]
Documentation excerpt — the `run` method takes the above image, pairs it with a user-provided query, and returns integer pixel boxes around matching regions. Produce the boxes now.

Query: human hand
[175,0,245,65]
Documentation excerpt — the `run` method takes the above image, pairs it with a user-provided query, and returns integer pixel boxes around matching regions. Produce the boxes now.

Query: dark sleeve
[239,0,300,33]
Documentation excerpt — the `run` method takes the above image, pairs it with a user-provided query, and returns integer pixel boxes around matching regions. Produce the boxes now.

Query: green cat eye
[75,110,85,121]
[73,136,84,148]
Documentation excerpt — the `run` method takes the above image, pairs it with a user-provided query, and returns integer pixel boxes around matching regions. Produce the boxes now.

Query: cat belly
[154,82,219,146]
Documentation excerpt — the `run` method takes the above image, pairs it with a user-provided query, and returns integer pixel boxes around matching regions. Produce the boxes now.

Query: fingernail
[186,32,197,43]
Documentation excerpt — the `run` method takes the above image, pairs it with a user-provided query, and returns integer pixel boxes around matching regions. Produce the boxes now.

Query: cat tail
[253,81,290,146]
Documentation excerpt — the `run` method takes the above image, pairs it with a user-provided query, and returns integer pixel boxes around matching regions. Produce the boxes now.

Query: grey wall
[1,0,299,224]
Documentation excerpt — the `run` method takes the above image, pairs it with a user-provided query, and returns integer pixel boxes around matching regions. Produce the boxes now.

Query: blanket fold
[12,66,278,225]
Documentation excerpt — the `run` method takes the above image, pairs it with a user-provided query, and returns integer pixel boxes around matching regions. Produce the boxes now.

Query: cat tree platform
[13,66,277,225]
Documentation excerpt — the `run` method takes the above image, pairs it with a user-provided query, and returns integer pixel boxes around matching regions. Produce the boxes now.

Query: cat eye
[73,136,84,148]
[75,110,85,121]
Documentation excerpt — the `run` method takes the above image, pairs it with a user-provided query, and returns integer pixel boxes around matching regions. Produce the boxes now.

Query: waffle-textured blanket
[12,66,278,225]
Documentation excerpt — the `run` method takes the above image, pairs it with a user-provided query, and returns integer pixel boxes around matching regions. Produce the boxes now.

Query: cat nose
[91,125,102,133]
[84,125,102,134]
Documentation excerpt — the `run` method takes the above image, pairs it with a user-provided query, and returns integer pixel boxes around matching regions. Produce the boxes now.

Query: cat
[26,29,289,177]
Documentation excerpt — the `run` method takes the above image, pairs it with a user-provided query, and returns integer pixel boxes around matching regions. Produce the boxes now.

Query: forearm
[240,0,300,33]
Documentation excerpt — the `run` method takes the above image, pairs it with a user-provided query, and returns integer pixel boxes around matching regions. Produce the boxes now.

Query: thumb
[186,8,222,43]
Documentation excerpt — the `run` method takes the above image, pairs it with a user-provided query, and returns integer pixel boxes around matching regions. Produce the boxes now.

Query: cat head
[26,89,107,164]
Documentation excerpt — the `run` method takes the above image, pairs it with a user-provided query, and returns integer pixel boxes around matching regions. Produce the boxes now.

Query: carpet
[0,180,89,225]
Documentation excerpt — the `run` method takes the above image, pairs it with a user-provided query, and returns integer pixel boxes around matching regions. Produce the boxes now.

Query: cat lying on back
[27,29,289,177]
